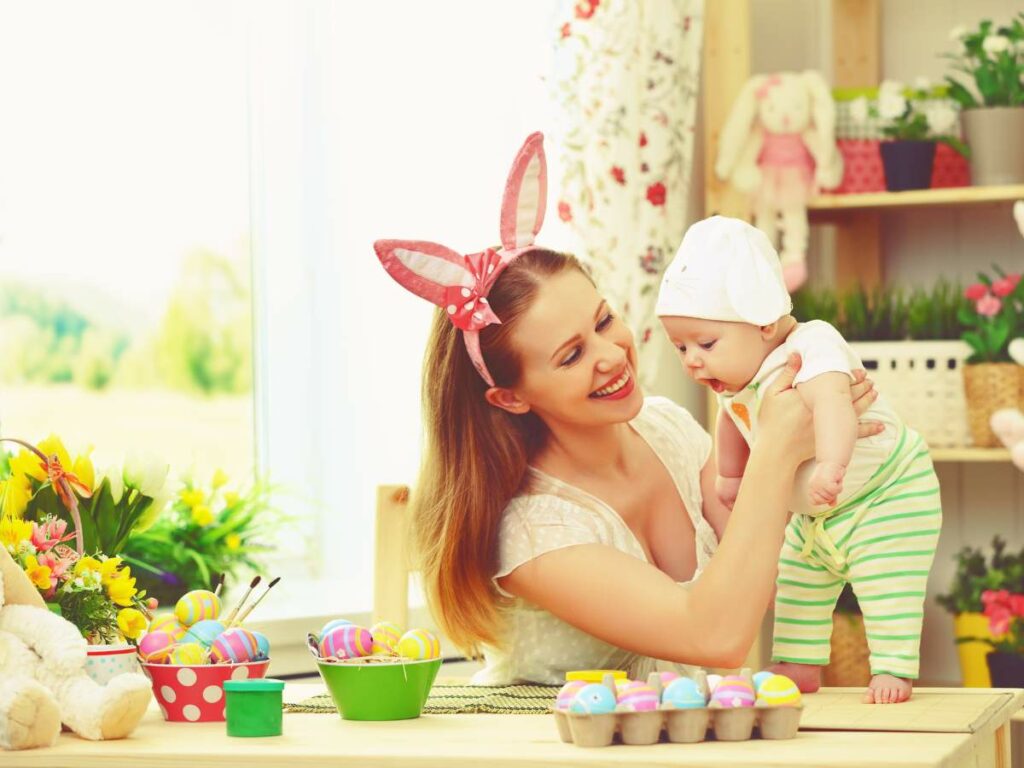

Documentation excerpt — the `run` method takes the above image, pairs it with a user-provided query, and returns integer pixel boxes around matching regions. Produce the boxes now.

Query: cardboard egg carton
[555,669,802,747]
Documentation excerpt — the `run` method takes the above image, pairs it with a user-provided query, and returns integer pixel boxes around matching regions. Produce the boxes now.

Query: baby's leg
[769,517,845,693]
[846,458,941,704]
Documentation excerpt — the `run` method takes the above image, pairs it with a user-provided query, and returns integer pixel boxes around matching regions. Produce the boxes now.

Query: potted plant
[936,537,1024,686]
[822,585,871,687]
[977,589,1024,686]
[945,15,1024,185]
[959,267,1024,446]
[850,80,967,191]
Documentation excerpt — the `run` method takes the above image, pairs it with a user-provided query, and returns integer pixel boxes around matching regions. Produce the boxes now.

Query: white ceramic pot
[85,643,139,685]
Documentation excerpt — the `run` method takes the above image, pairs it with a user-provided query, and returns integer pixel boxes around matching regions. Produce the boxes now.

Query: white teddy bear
[989,201,1024,466]
[0,544,152,750]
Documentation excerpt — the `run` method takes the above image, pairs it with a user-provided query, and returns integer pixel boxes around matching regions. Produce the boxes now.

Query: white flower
[983,35,1011,55]
[949,25,967,42]
[123,450,169,497]
[877,81,908,121]
[101,467,125,504]
[849,96,870,124]
[924,102,958,135]
[135,488,170,533]
[914,76,932,91]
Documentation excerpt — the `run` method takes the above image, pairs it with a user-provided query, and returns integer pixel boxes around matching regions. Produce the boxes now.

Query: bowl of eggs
[137,589,272,722]
[310,619,442,721]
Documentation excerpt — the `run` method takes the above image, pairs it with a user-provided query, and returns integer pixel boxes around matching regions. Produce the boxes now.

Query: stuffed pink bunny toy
[373,132,547,387]
[715,71,843,292]
[990,200,1024,467]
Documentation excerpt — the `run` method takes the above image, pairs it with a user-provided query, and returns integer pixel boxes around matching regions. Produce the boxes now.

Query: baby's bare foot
[863,674,912,704]
[767,662,821,693]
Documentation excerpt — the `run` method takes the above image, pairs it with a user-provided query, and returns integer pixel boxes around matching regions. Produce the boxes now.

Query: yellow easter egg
[371,621,403,655]
[170,642,206,665]
[148,612,188,641]
[174,590,221,626]
[397,628,440,660]
[756,674,802,706]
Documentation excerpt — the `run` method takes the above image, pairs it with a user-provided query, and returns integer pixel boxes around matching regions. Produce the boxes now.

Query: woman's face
[499,269,643,427]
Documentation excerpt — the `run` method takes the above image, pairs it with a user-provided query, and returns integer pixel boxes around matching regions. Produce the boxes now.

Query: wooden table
[6,685,1023,767]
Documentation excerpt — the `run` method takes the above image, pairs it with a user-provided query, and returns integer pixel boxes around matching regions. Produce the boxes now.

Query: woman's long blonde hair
[412,248,586,656]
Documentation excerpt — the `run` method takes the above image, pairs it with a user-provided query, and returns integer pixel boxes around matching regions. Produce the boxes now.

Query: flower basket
[962,363,1023,447]
[822,612,871,687]
[848,340,971,448]
[953,612,994,687]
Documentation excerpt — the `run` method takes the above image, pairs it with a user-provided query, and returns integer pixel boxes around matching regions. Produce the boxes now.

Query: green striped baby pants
[771,428,941,679]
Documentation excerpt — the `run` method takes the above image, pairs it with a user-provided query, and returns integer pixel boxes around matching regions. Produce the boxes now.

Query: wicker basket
[822,612,871,687]
[962,363,1023,447]
[848,340,971,448]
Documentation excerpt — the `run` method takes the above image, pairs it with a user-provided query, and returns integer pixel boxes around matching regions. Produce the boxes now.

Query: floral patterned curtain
[550,0,704,388]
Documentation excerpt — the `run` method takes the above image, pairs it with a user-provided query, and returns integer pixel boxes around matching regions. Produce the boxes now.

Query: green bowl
[316,658,442,720]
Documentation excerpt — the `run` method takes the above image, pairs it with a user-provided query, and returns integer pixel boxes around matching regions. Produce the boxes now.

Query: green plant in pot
[849,81,967,192]
[945,15,1024,185]
[936,537,1024,686]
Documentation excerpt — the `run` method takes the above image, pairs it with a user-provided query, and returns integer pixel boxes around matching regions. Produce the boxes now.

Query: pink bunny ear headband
[374,132,548,386]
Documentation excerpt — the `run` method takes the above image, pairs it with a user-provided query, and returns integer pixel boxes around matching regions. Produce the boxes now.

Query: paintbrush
[232,577,280,626]
[213,573,225,598]
[222,575,260,627]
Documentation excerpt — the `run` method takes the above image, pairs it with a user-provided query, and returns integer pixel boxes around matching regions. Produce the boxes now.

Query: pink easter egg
[710,675,755,708]
[614,679,644,699]
[555,680,587,711]
[658,671,680,688]
[319,624,374,659]
[616,683,660,712]
[138,630,175,663]
[210,627,260,664]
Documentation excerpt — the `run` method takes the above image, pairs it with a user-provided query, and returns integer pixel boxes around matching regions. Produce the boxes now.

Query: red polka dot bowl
[142,660,271,722]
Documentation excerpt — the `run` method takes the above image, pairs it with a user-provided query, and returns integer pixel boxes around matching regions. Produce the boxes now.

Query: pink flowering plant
[959,265,1023,363]
[980,590,1024,655]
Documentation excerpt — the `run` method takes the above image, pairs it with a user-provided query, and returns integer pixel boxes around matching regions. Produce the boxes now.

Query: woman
[374,133,880,684]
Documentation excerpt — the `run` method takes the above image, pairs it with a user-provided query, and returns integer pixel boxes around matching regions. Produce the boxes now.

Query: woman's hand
[759,354,883,465]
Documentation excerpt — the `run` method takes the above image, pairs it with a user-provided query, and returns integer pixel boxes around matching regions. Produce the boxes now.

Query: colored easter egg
[661,677,706,709]
[710,675,755,708]
[251,630,271,660]
[756,674,802,707]
[210,627,261,664]
[148,612,187,641]
[183,619,224,648]
[555,680,587,711]
[138,630,175,663]
[568,684,617,715]
[370,621,402,655]
[396,628,441,660]
[319,618,353,639]
[752,670,774,692]
[613,679,644,698]
[174,590,221,626]
[170,642,206,665]
[615,683,659,712]
[658,671,680,688]
[706,673,723,693]
[320,625,374,660]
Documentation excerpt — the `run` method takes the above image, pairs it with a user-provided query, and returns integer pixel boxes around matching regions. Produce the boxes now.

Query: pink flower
[557,200,572,222]
[31,518,73,553]
[989,606,1013,637]
[983,589,1011,608]
[639,132,648,148]
[992,278,1016,297]
[965,283,988,301]
[1009,273,1022,288]
[1009,594,1024,618]
[976,294,1002,317]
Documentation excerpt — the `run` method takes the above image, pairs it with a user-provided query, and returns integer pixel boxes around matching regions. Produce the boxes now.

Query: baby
[656,215,941,704]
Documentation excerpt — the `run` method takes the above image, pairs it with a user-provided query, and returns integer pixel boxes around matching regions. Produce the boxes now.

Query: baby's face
[659,315,768,394]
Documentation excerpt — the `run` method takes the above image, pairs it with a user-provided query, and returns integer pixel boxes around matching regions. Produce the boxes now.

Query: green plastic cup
[223,678,285,737]
[317,658,442,720]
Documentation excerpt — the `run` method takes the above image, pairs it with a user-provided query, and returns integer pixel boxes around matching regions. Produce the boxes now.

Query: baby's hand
[808,461,846,507]
[716,475,743,511]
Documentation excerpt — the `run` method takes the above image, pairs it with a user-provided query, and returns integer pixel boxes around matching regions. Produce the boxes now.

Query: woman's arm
[498,354,881,669]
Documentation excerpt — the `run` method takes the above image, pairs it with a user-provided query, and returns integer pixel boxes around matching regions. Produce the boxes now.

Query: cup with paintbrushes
[139,576,281,722]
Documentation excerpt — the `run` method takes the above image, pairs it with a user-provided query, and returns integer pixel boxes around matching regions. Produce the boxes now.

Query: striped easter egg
[319,618,353,639]
[613,679,644,699]
[370,621,402,655]
[210,627,260,664]
[174,590,221,626]
[658,671,680,688]
[752,670,774,692]
[615,683,659,712]
[138,630,175,663]
[148,612,187,641]
[555,680,587,711]
[251,630,271,660]
[756,674,802,706]
[319,625,374,660]
[170,642,206,665]
[710,675,755,708]
[183,619,224,648]
[396,628,441,660]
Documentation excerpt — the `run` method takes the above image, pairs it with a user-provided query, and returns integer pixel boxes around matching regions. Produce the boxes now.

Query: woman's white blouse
[472,397,719,685]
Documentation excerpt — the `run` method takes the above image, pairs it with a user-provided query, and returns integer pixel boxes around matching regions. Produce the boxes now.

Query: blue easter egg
[568,684,617,715]
[752,670,774,692]
[252,630,271,660]
[183,619,225,648]
[319,618,352,639]
[661,677,707,709]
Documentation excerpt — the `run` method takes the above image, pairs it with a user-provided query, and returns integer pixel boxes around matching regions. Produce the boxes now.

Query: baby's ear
[760,321,779,340]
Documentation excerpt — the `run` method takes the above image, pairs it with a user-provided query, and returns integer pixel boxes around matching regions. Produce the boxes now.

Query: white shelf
[808,184,1024,213]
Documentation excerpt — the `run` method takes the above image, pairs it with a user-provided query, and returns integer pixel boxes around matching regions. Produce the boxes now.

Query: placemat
[285,682,560,715]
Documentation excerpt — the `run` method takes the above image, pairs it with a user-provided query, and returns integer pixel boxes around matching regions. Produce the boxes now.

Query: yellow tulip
[0,517,32,548]
[98,557,125,585]
[211,469,229,489]
[180,488,205,508]
[72,449,96,494]
[117,608,147,640]
[74,556,102,576]
[106,573,137,607]
[226,533,241,551]
[223,491,240,507]
[9,449,45,483]
[37,435,72,476]
[23,555,52,590]
[191,504,213,527]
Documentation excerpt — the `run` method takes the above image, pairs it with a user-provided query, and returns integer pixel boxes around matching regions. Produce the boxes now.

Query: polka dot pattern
[160,686,177,703]
[203,686,223,703]
[176,668,198,687]
[143,660,270,722]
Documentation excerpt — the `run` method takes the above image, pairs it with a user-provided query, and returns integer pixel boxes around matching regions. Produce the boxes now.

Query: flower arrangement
[959,266,1023,363]
[979,590,1024,654]
[121,471,283,604]
[937,536,1024,615]
[945,16,1024,109]
[849,80,968,155]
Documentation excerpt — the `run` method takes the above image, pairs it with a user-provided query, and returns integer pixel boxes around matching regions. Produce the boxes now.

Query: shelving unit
[931,448,1011,463]
[808,184,1024,213]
